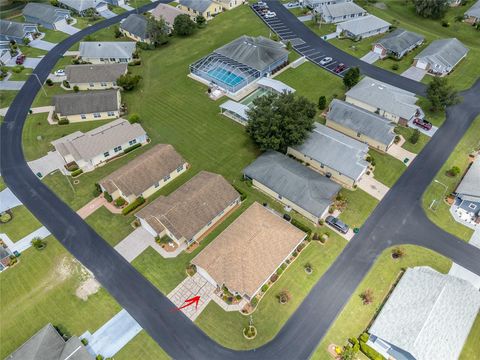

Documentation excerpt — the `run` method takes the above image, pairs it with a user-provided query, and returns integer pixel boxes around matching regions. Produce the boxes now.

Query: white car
[287,2,299,7]
[54,69,66,76]
[319,57,332,65]
[257,1,267,6]
[264,11,276,18]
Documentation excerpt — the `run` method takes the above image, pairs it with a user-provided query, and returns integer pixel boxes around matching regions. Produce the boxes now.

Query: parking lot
[251,3,350,77]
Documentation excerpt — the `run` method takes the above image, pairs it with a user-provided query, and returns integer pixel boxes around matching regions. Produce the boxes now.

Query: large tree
[117,73,142,91]
[413,0,449,19]
[343,67,360,89]
[246,92,316,152]
[173,14,196,36]
[426,77,460,111]
[146,16,169,46]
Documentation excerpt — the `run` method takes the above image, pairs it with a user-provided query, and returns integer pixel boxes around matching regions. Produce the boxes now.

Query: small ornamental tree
[196,15,206,28]
[426,77,459,111]
[318,95,327,110]
[360,288,374,305]
[117,73,142,91]
[114,26,122,38]
[342,67,360,89]
[413,0,448,19]
[129,113,140,123]
[146,16,169,46]
[173,14,196,36]
[409,129,420,144]
[448,165,461,177]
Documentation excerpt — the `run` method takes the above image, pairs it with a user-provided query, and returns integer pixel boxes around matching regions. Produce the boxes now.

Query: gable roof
[414,38,469,69]
[321,2,366,18]
[53,89,119,115]
[65,63,127,84]
[376,28,424,54]
[179,0,215,13]
[23,3,70,25]
[136,171,239,240]
[152,3,189,25]
[59,0,106,12]
[337,15,390,35]
[192,202,306,298]
[291,123,369,181]
[0,19,37,39]
[466,0,480,18]
[120,14,148,40]
[346,76,421,120]
[6,323,93,360]
[79,41,136,60]
[244,151,341,218]
[100,144,187,198]
[52,118,147,162]
[214,35,289,72]
[455,157,480,201]
[327,99,396,147]
[369,266,480,360]
[257,77,295,94]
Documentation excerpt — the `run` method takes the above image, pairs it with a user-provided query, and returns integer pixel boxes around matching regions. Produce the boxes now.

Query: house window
[80,114,86,119]
[278,195,283,200]
[89,83,94,87]
[104,151,110,157]
[320,163,324,168]
[163,174,171,182]
[207,220,212,226]
[129,139,137,146]
[101,82,107,87]
[469,203,477,210]
[110,58,116,62]
[356,132,361,137]
[100,58,105,62]
[94,113,101,118]
[176,165,183,172]
[107,111,115,116]
[154,182,160,188]
[114,145,122,153]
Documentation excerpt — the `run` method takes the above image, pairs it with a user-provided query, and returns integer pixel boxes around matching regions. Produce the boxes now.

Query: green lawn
[394,126,430,154]
[8,66,30,81]
[305,20,337,38]
[85,207,135,247]
[18,45,47,58]
[0,177,6,191]
[310,245,452,360]
[422,116,479,242]
[31,83,68,108]
[110,5,127,15]
[370,149,406,187]
[288,6,307,17]
[0,236,121,358]
[52,56,76,73]
[0,90,18,108]
[460,314,480,360]
[115,331,170,360]
[0,206,42,242]
[338,188,379,229]
[40,26,70,43]
[73,16,102,30]
[329,33,385,59]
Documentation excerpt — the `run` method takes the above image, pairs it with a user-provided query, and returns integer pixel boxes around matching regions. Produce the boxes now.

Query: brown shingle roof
[136,171,239,240]
[99,144,187,198]
[192,202,306,298]
[65,63,127,84]
[151,3,189,26]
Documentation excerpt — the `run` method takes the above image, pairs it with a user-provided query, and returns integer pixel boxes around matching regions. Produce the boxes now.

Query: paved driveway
[361,51,380,64]
[99,9,117,18]
[0,80,25,90]
[27,151,66,178]
[55,22,80,35]
[23,58,43,69]
[29,39,56,51]
[0,188,22,212]
[357,173,389,200]
[119,3,134,10]
[407,118,438,137]
[401,66,427,81]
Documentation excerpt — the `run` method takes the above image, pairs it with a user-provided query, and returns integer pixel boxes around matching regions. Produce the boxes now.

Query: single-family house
[243,151,341,223]
[287,123,369,188]
[368,266,480,360]
[465,0,480,24]
[58,0,108,16]
[0,19,38,44]
[78,41,136,64]
[100,144,188,204]
[136,171,240,246]
[319,2,367,24]
[215,0,245,11]
[305,0,352,10]
[454,157,480,224]
[53,89,121,122]
[65,63,127,90]
[151,3,191,31]
[372,28,424,59]
[22,3,71,30]
[6,323,93,360]
[178,0,223,20]
[345,76,423,125]
[336,15,390,40]
[326,99,396,152]
[192,202,306,300]
[103,0,126,6]
[120,14,149,43]
[52,118,148,171]
[414,38,469,75]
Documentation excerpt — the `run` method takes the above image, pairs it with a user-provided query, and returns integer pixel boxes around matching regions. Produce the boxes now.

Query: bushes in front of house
[122,196,145,215]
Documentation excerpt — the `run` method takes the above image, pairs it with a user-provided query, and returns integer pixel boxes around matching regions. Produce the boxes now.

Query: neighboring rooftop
[0,19,36,40]
[52,118,146,162]
[337,15,390,35]
[100,144,186,198]
[192,202,306,298]
[291,123,369,181]
[369,266,480,360]
[244,151,341,218]
[136,171,239,240]
[179,0,215,13]
[346,76,420,120]
[414,38,469,69]
[120,14,148,40]
[321,2,366,19]
[257,77,295,94]
[59,0,106,12]
[6,323,93,360]
[65,63,127,84]
[456,157,480,201]
[53,89,119,116]
[22,3,70,24]
[214,35,289,72]
[327,99,396,147]
[152,3,190,25]
[79,41,136,59]
[465,0,480,18]
[376,28,424,54]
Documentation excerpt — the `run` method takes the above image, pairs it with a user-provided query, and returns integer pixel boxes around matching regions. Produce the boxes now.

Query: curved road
[1,2,479,359]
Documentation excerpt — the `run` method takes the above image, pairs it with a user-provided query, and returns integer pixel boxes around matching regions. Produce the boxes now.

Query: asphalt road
[1,2,479,359]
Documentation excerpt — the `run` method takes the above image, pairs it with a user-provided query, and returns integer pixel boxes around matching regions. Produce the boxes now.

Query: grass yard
[338,188,379,229]
[115,331,170,360]
[288,6,307,17]
[85,207,136,247]
[0,177,6,191]
[0,90,18,108]
[370,149,406,187]
[52,55,76,73]
[0,236,121,358]
[110,5,127,15]
[310,245,452,359]
[18,45,47,58]
[460,314,480,360]
[422,116,480,242]
[394,126,430,154]
[329,33,385,59]
[31,83,68,107]
[73,16,102,30]
[0,205,43,242]
[40,27,70,43]
[305,20,337,38]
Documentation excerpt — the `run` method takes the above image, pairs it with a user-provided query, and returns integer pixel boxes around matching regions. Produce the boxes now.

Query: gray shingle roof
[321,2,366,19]
[79,41,136,60]
[23,3,70,25]
[465,0,480,19]
[376,28,424,54]
[369,266,480,360]
[53,89,119,115]
[337,15,390,35]
[179,0,214,13]
[59,0,106,12]
[327,99,395,147]
[0,19,37,39]
[120,14,148,40]
[291,123,369,181]
[456,157,480,201]
[346,76,421,120]
[244,151,341,218]
[414,38,469,69]
[65,63,127,84]
[215,35,289,72]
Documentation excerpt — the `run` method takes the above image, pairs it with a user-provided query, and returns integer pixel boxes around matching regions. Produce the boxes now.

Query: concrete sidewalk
[0,188,22,212]
[1,226,51,253]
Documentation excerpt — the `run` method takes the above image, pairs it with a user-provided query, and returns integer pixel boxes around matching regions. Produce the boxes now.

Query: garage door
[373,45,384,55]
[416,60,428,70]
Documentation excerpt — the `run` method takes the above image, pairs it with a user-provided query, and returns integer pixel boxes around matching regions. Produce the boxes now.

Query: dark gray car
[325,216,349,234]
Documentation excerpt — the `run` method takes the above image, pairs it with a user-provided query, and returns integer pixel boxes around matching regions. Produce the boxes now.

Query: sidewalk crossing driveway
[23,57,42,69]
[99,9,117,18]
[0,80,25,90]
[56,22,80,35]
[0,188,22,212]
[361,51,380,64]
[29,39,56,51]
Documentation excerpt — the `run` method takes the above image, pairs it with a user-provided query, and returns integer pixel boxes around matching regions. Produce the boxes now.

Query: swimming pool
[208,67,245,88]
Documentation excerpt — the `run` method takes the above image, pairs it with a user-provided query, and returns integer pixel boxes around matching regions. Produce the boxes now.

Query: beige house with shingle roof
[65,64,127,90]
[99,144,188,204]
[151,3,192,32]
[192,202,306,299]
[136,171,240,246]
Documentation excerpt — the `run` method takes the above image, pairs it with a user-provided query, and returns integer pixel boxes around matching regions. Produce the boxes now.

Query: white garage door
[373,45,384,55]
[416,60,428,70]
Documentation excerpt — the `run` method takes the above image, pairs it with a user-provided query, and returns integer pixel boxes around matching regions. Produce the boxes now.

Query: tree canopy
[413,0,449,19]
[426,77,460,111]
[174,14,197,36]
[246,92,316,152]
[117,73,142,91]
[146,16,169,46]
[343,67,360,89]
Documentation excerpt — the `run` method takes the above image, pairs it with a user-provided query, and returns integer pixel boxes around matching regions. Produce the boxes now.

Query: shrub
[96,355,104,360]
[58,119,69,125]
[12,65,23,73]
[312,232,319,240]
[286,41,292,50]
[270,273,278,283]
[391,247,405,259]
[114,197,126,207]
[117,73,142,91]
[122,196,145,215]
[409,129,420,144]
[296,242,305,253]
[66,163,78,171]
[441,21,450,27]
[128,59,142,66]
[448,165,461,177]
[394,135,401,143]
[186,264,196,276]
[232,185,247,201]
[62,80,70,88]
[123,143,142,154]
[319,218,325,226]
[114,26,122,38]
[93,183,102,197]
[73,85,79,92]
[103,191,113,202]
[81,338,88,345]
[277,289,291,304]
[359,333,369,343]
[129,113,140,124]
[280,262,287,270]
[250,297,258,307]
[318,95,327,110]
[46,78,53,86]
[292,251,298,257]
[31,237,47,250]
[290,218,312,234]
[0,212,12,223]
[391,63,399,71]
[276,267,284,275]
[360,288,374,305]
[196,15,206,28]
[360,340,383,360]
[320,233,329,244]
[71,169,83,177]
[261,284,269,293]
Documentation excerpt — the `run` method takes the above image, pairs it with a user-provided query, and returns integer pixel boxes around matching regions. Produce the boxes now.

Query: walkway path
[0,80,25,91]
[1,226,51,253]
[0,188,22,212]
[387,136,416,165]
[76,195,122,219]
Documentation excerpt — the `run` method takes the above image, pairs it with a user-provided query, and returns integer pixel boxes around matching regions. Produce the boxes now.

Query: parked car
[54,69,65,76]
[287,1,299,7]
[320,57,332,65]
[16,55,25,65]
[264,11,276,18]
[325,216,349,234]
[334,63,346,73]
[413,118,432,130]
[256,1,268,8]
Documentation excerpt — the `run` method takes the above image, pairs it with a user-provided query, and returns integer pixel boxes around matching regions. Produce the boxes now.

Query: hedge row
[71,169,83,177]
[123,143,141,154]
[122,196,145,215]
[291,218,312,234]
[232,185,247,201]
[360,340,385,360]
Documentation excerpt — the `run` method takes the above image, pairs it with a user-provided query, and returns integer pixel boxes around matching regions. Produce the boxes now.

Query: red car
[16,55,25,65]
[413,118,432,130]
[334,63,346,73]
